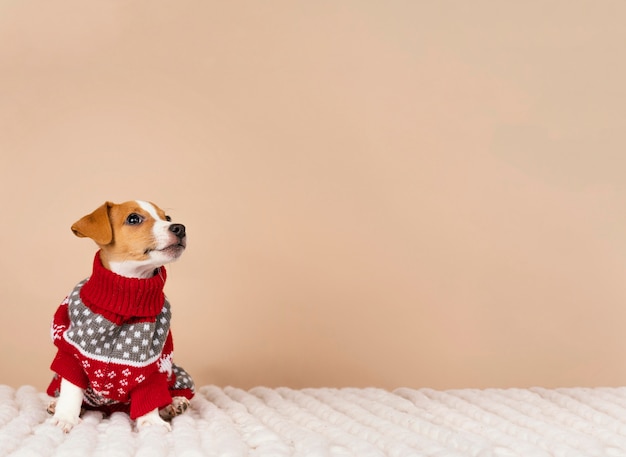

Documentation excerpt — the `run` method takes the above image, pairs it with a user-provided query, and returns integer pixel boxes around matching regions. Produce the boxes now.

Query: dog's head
[71,200,186,278]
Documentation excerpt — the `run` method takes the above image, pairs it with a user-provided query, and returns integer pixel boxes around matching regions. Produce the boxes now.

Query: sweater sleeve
[128,330,179,418]
[49,299,89,389]
[50,348,89,389]
[50,298,70,345]
[129,370,172,419]
[162,330,195,399]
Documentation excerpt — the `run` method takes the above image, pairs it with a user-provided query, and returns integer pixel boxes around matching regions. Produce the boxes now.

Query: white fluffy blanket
[2,384,626,456]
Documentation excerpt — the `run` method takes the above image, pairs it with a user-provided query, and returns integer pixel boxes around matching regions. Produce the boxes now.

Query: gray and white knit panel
[64,280,171,367]
[172,363,195,392]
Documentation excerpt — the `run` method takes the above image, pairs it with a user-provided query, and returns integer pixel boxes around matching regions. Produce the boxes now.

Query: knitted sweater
[47,252,194,419]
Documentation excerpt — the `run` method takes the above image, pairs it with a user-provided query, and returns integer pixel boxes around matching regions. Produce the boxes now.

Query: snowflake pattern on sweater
[48,253,194,419]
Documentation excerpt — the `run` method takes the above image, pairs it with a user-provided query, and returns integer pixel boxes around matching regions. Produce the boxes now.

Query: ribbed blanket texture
[2,384,626,456]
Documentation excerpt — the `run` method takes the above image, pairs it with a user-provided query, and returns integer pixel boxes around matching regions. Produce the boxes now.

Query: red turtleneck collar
[79,251,167,325]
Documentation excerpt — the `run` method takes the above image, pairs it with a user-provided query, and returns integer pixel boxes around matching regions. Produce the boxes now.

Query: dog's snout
[169,223,186,240]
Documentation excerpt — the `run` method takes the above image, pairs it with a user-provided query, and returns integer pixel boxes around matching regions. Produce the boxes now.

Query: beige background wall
[1,1,626,391]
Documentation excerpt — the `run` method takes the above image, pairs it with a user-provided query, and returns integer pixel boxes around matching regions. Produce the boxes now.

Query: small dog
[47,200,194,432]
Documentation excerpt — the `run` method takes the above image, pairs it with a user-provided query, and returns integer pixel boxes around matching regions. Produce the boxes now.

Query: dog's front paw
[49,411,81,433]
[159,396,190,421]
[136,408,172,432]
[49,378,84,433]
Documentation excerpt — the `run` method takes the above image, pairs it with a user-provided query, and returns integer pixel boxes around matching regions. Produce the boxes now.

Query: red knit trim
[80,251,167,325]
[50,350,89,390]
[129,372,172,419]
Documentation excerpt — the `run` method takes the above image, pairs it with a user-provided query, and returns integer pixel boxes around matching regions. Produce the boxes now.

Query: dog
[47,200,194,432]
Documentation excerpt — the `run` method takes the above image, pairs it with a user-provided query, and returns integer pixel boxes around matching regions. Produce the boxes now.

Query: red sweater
[48,252,194,419]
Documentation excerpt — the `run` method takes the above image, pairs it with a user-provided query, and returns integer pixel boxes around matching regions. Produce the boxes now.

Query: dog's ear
[71,202,114,245]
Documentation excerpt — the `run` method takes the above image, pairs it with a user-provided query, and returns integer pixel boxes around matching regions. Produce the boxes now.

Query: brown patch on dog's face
[101,201,162,265]
[71,200,182,274]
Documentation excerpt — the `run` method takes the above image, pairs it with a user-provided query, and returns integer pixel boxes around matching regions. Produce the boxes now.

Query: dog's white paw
[159,396,190,421]
[136,408,172,432]
[49,412,81,433]
[48,378,84,433]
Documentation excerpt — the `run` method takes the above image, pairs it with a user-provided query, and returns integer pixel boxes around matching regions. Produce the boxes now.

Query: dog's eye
[165,215,172,222]
[126,213,143,225]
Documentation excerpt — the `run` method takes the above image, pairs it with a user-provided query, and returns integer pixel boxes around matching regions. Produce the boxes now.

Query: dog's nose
[169,223,186,240]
